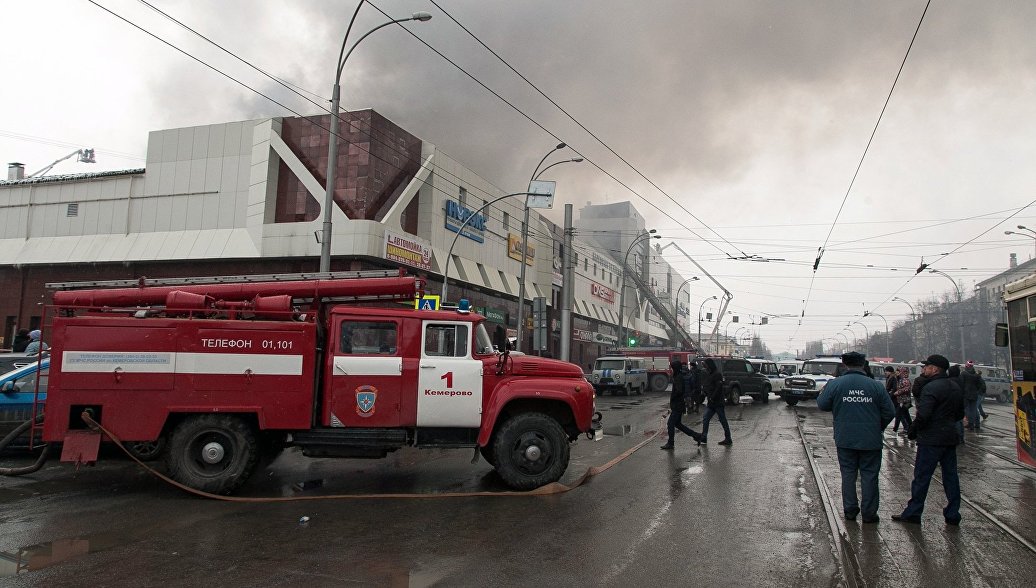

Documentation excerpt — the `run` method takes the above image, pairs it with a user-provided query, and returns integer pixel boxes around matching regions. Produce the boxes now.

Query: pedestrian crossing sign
[415,295,440,311]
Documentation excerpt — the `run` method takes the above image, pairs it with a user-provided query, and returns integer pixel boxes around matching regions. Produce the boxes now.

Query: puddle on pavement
[0,532,126,576]
[603,424,638,436]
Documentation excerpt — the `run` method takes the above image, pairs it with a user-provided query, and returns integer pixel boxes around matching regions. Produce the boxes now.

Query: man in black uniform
[893,354,966,525]
[661,360,703,449]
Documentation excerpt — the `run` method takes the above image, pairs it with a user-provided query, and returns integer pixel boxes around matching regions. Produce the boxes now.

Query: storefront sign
[507,233,535,265]
[384,231,432,271]
[590,282,615,303]
[482,307,506,324]
[445,199,486,243]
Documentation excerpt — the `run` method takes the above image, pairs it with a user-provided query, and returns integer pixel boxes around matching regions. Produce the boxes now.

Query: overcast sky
[4,1,1035,354]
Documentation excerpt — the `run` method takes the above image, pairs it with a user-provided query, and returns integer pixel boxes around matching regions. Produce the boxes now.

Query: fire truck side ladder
[46,269,406,290]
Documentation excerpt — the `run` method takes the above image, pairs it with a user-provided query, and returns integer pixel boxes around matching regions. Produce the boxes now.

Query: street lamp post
[674,277,699,334]
[836,332,850,352]
[844,326,858,349]
[698,295,718,353]
[851,321,869,355]
[892,296,919,359]
[319,6,432,272]
[928,268,966,362]
[735,326,748,355]
[1005,225,1036,258]
[863,311,890,358]
[515,143,569,352]
[618,231,660,347]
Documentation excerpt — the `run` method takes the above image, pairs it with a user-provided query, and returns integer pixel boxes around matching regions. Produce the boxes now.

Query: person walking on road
[687,361,704,414]
[893,354,966,526]
[700,358,733,446]
[960,361,986,432]
[817,352,895,523]
[892,366,914,434]
[883,366,897,399]
[661,361,704,449]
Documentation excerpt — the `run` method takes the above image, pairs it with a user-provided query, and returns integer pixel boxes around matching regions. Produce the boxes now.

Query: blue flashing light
[457,298,471,314]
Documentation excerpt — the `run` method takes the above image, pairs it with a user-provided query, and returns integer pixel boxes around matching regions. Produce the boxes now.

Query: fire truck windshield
[475,323,495,355]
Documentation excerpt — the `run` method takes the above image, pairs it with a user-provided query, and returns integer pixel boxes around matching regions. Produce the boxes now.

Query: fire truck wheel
[125,438,166,462]
[167,415,259,495]
[492,412,570,491]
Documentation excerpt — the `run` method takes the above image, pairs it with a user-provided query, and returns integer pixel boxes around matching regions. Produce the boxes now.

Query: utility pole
[559,204,574,362]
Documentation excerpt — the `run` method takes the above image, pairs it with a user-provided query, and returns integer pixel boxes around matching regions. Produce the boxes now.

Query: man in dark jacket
[817,352,895,523]
[661,361,704,449]
[700,358,732,445]
[893,354,966,525]
[883,366,897,398]
[960,362,986,432]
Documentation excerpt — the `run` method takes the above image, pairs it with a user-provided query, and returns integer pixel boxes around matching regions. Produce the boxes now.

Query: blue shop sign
[445,199,486,243]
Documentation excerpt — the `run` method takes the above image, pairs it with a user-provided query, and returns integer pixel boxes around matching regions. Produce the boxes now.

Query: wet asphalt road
[0,392,1032,587]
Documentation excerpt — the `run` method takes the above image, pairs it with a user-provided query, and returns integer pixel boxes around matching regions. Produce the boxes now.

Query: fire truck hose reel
[77,412,664,502]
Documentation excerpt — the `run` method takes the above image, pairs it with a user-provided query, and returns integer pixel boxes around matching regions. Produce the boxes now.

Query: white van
[748,358,785,393]
[590,356,649,396]
[777,360,803,377]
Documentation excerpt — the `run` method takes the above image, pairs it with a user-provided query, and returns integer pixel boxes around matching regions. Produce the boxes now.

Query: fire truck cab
[41,271,599,494]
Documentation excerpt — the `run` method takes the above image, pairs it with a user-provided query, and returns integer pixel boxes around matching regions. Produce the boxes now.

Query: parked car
[781,356,842,406]
[697,356,771,404]
[589,356,649,396]
[0,354,35,377]
[0,358,48,446]
[747,358,785,395]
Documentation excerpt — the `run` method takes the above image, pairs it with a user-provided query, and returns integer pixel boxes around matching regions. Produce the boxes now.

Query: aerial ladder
[27,148,95,178]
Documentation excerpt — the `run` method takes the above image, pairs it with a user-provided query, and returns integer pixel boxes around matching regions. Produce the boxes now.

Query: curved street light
[674,277,699,330]
[319,6,432,272]
[516,143,570,352]
[851,321,869,355]
[844,326,858,349]
[863,311,890,358]
[926,268,966,362]
[441,191,535,303]
[698,295,718,353]
[835,332,850,351]
[618,230,661,346]
[891,296,919,359]
[1005,227,1036,258]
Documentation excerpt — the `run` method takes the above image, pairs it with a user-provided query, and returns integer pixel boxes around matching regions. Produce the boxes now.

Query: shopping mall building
[0,110,694,366]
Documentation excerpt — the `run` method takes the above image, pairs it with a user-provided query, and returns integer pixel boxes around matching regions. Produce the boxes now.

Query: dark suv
[697,356,771,405]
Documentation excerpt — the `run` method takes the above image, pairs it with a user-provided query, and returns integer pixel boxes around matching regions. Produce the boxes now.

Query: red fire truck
[40,270,599,494]
[606,347,698,392]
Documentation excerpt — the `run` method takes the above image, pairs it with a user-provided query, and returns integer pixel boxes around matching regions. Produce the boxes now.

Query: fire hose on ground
[2,411,662,501]
[0,415,50,476]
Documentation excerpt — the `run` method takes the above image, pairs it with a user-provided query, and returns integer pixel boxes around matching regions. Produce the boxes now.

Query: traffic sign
[415,294,440,310]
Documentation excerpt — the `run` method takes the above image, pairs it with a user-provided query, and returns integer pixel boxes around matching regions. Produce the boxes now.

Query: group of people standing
[818,351,968,526]
[11,328,48,356]
[660,358,733,450]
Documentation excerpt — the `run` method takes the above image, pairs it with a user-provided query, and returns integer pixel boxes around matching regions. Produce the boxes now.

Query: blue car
[0,357,48,444]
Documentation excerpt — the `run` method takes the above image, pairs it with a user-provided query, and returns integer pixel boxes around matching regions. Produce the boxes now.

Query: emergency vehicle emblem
[355,385,377,417]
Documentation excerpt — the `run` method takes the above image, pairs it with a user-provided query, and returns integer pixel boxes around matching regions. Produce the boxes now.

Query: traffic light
[628,330,641,347]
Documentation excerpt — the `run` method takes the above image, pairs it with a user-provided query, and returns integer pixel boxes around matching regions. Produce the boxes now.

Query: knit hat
[965,360,974,368]
[28,330,41,341]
